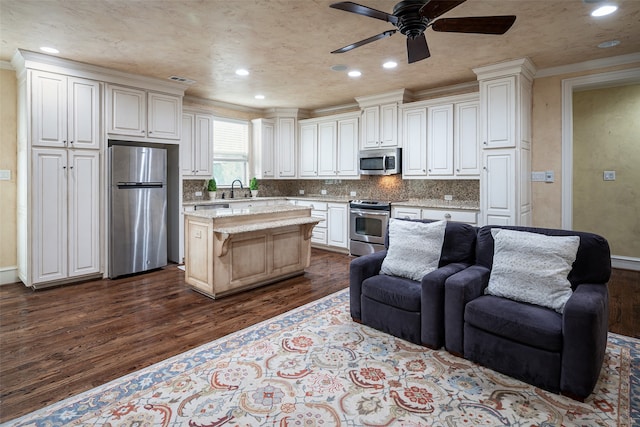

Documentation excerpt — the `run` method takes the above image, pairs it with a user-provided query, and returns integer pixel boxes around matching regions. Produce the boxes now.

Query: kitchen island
[183,205,320,299]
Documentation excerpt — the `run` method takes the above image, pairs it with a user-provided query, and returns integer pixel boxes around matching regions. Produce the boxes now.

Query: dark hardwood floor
[0,249,637,423]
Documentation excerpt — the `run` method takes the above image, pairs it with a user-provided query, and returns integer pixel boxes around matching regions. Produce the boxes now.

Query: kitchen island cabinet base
[184,206,319,299]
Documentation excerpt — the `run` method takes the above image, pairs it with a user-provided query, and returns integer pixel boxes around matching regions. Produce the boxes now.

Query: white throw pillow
[486,228,580,313]
[380,219,447,281]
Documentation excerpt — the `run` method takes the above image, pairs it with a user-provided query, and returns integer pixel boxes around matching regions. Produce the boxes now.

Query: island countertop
[183,204,311,219]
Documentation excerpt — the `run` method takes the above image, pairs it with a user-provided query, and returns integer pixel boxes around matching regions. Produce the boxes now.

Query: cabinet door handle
[483,141,487,145]
[141,130,145,133]
[444,213,452,219]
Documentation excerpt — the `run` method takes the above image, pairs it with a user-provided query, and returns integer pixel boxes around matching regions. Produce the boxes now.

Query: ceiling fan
[330,0,516,64]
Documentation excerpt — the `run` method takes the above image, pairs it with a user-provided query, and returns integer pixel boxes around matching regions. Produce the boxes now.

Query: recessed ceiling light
[591,5,618,16]
[598,39,621,48]
[254,94,265,100]
[331,64,348,72]
[40,46,59,54]
[235,69,249,76]
[348,70,362,77]
[383,61,398,69]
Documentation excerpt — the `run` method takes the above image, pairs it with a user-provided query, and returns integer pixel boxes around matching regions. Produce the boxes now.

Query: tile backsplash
[183,176,478,203]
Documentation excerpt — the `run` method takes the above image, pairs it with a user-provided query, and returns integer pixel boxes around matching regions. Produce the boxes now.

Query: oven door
[349,208,389,245]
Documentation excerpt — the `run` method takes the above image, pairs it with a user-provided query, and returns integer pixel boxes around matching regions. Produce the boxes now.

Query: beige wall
[572,85,640,257]
[0,68,17,272]
[530,62,640,229]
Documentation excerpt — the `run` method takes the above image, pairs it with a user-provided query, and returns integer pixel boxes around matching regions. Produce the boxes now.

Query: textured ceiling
[1,0,639,111]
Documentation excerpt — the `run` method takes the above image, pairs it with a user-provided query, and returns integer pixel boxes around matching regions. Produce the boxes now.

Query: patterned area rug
[6,289,639,426]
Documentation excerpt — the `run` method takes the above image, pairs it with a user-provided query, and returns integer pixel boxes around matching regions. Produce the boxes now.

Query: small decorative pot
[208,191,217,200]
[251,190,259,198]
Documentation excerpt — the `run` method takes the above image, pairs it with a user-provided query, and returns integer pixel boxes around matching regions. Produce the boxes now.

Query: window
[212,118,249,186]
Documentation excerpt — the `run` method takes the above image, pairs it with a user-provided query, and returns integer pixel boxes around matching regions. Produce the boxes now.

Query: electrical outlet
[195,191,202,197]
[444,195,453,201]
[545,171,555,183]
[320,189,327,195]
[603,171,616,181]
[350,191,357,197]
[299,189,305,195]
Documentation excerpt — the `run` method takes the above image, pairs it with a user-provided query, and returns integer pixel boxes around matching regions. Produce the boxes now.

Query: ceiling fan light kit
[330,0,516,64]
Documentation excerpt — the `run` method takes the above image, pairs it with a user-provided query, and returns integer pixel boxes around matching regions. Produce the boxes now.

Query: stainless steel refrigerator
[109,145,167,278]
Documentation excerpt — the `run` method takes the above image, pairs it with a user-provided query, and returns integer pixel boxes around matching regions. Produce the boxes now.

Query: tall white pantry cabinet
[12,50,187,288]
[474,58,535,226]
[16,69,102,287]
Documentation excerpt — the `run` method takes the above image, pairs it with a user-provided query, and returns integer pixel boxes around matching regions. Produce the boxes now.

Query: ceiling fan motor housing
[393,0,429,38]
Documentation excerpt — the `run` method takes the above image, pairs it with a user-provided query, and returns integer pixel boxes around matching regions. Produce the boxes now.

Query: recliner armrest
[561,283,609,399]
[349,250,387,320]
[443,265,490,355]
[420,262,471,348]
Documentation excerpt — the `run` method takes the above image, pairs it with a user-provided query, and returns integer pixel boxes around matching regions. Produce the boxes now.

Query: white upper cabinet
[402,107,427,176]
[181,111,213,177]
[427,104,454,176]
[336,117,359,177]
[317,121,337,176]
[401,94,479,179]
[276,117,297,178]
[108,85,146,136]
[480,77,516,148]
[455,101,481,176]
[252,118,275,179]
[148,92,181,140]
[107,84,182,141]
[298,113,359,179]
[31,71,100,149]
[299,123,318,177]
[361,103,398,149]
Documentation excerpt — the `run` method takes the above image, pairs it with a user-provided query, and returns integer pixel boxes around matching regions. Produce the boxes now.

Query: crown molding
[536,52,640,78]
[183,95,264,115]
[12,49,188,95]
[473,57,537,81]
[0,60,14,71]
[355,89,414,108]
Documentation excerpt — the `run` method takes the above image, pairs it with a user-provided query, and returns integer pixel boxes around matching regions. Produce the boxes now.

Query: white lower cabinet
[481,149,516,226]
[30,148,100,285]
[327,203,349,248]
[291,200,348,251]
[392,206,477,225]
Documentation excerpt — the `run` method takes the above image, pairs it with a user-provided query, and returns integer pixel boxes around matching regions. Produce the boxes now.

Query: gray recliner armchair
[444,225,611,400]
[350,219,477,348]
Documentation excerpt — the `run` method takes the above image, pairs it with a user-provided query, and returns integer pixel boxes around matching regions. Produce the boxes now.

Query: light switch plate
[531,171,546,182]
[444,194,453,201]
[299,189,304,195]
[195,191,203,197]
[0,170,10,180]
[350,191,357,197]
[321,189,327,195]
[603,171,616,181]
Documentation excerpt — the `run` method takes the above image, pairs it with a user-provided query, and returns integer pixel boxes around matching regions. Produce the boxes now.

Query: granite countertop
[183,204,310,219]
[183,195,352,207]
[392,199,480,211]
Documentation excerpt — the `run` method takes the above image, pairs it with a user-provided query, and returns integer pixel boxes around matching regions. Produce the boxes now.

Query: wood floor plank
[0,249,637,423]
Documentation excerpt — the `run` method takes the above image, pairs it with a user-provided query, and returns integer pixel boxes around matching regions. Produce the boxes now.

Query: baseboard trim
[0,266,20,285]
[612,255,640,271]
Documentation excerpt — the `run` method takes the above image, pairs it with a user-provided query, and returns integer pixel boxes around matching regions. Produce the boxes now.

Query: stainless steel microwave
[358,148,402,175]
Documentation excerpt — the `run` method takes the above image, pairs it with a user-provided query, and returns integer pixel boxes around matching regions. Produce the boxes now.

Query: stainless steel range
[349,200,391,256]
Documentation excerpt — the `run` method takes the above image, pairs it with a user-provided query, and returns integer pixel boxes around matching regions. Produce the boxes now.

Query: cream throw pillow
[486,228,580,313]
[380,219,447,281]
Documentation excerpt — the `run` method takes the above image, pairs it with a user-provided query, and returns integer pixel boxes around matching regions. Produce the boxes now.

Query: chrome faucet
[230,179,243,198]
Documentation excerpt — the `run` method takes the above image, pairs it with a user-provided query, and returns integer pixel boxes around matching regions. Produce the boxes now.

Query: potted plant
[206,178,217,200]
[249,177,259,198]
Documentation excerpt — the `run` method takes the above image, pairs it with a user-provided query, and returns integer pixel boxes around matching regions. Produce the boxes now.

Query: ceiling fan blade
[432,16,517,34]
[330,2,398,25]
[407,33,431,64]
[331,30,397,54]
[419,0,467,20]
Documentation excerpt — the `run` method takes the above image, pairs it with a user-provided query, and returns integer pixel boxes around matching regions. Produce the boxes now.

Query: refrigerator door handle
[117,182,164,189]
